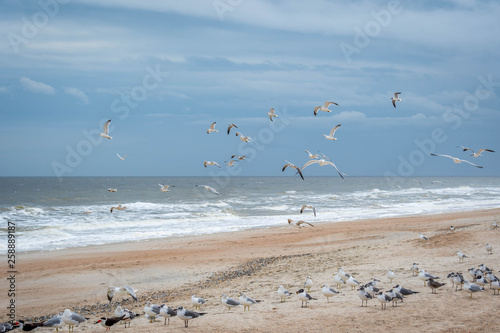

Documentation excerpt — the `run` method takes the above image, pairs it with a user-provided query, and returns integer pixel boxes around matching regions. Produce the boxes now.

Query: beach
[4,208,500,332]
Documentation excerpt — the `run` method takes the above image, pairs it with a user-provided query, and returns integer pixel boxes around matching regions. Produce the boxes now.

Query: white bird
[99,119,112,139]
[235,132,252,143]
[107,188,117,192]
[323,124,341,141]
[357,286,373,307]
[450,225,456,232]
[452,273,465,291]
[410,263,419,276]
[486,243,493,254]
[176,306,206,328]
[386,289,404,307]
[116,153,127,160]
[144,301,162,323]
[338,267,351,281]
[333,272,346,289]
[267,108,278,121]
[300,205,316,217]
[221,294,241,310]
[376,291,392,310]
[191,295,207,310]
[458,146,495,157]
[418,269,439,286]
[462,280,484,298]
[492,221,499,229]
[419,232,429,240]
[224,160,237,167]
[282,160,304,180]
[158,184,175,192]
[43,314,64,332]
[159,306,177,325]
[313,101,338,116]
[61,309,87,332]
[203,161,221,168]
[391,92,401,108]
[491,278,500,295]
[227,123,238,135]
[430,153,483,168]
[300,158,344,179]
[304,276,313,292]
[207,122,218,134]
[321,284,340,302]
[288,219,314,228]
[387,268,396,283]
[296,289,317,308]
[114,306,138,328]
[231,154,248,160]
[347,275,361,290]
[107,286,137,304]
[457,249,467,263]
[196,184,219,195]
[277,285,293,302]
[305,150,320,159]
[238,293,261,311]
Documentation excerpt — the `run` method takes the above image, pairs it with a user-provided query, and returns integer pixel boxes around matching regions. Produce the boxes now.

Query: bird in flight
[267,108,278,122]
[457,146,495,157]
[227,124,238,135]
[323,124,341,141]
[430,153,483,168]
[282,160,304,180]
[314,101,338,116]
[207,122,218,134]
[99,119,112,139]
[392,92,401,108]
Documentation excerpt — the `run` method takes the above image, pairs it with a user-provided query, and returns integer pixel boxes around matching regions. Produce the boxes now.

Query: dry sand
[2,208,500,332]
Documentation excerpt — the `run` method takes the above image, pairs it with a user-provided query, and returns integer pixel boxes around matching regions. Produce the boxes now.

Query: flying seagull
[207,122,218,134]
[227,123,238,135]
[314,101,338,116]
[457,146,495,157]
[99,119,112,139]
[300,159,345,179]
[305,150,320,159]
[323,124,341,140]
[196,185,219,195]
[300,205,316,217]
[116,153,127,160]
[203,161,221,168]
[392,92,401,108]
[158,184,175,192]
[107,286,137,304]
[430,153,483,168]
[235,132,253,143]
[282,160,304,180]
[267,108,278,121]
[288,219,314,228]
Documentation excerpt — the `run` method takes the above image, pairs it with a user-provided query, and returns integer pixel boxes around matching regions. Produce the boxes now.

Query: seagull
[287,219,314,228]
[203,161,221,168]
[225,160,237,167]
[116,153,127,160]
[221,294,241,310]
[235,132,253,143]
[277,285,293,302]
[391,92,401,108]
[475,275,488,288]
[282,160,304,180]
[14,320,44,332]
[227,123,238,135]
[386,289,404,307]
[196,185,219,195]
[486,243,493,254]
[115,307,138,328]
[323,124,341,141]
[429,153,483,168]
[300,205,316,217]
[99,119,112,139]
[457,146,495,157]
[457,249,467,263]
[452,273,465,291]
[387,268,396,283]
[450,225,456,232]
[376,291,392,310]
[313,101,338,116]
[393,285,419,297]
[191,295,207,310]
[158,184,175,192]
[238,293,261,311]
[107,286,137,304]
[357,286,373,307]
[144,301,162,323]
[267,108,278,121]
[304,276,313,292]
[110,204,126,213]
[492,221,499,229]
[333,272,346,289]
[300,159,344,179]
[418,269,439,286]
[0,321,16,332]
[419,232,429,240]
[231,155,248,160]
[338,267,351,281]
[43,314,64,332]
[95,315,125,331]
[207,122,218,134]
[410,263,419,276]
[176,306,206,328]
[61,309,88,333]
[321,284,340,302]
[363,283,380,296]
[347,276,361,290]
[305,150,320,159]
[107,188,117,192]
[159,306,177,325]
[427,278,446,294]
[296,289,317,308]
[462,280,484,298]
[491,278,500,295]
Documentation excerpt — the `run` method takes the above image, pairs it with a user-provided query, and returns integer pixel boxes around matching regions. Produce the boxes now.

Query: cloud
[64,87,89,104]
[0,86,8,93]
[19,77,55,95]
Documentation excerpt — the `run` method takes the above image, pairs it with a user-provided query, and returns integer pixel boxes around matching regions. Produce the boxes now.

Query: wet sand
[3,208,500,332]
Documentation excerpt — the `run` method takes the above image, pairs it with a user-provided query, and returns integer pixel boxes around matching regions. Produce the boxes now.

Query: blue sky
[0,0,499,179]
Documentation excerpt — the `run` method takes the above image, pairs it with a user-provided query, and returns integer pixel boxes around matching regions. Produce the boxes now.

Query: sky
[0,0,499,179]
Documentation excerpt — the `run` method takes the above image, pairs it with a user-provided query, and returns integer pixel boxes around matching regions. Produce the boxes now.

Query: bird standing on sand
[144,301,162,323]
[486,243,493,254]
[221,294,241,310]
[347,276,361,290]
[304,276,313,292]
[95,315,125,331]
[159,306,177,325]
[457,249,467,263]
[357,286,373,307]
[176,306,206,328]
[427,278,446,294]
[410,263,419,276]
[207,122,218,134]
[296,289,317,308]
[462,280,484,298]
[419,232,429,240]
[376,291,392,310]
[43,314,64,332]
[321,284,340,302]
[278,285,293,302]
[387,268,396,283]
[191,295,207,310]
[61,309,88,332]
[14,320,44,332]
[333,272,346,289]
[238,293,261,311]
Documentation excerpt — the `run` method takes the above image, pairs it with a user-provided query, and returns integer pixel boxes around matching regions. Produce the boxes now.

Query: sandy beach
[3,208,500,332]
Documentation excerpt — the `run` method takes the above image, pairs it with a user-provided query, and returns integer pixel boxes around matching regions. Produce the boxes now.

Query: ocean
[1,176,499,253]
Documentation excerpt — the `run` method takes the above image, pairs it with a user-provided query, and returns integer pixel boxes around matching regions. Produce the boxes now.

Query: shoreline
[3,208,500,331]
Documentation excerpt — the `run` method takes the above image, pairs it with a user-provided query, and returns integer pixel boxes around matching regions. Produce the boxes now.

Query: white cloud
[0,86,8,93]
[19,77,55,95]
[64,87,89,104]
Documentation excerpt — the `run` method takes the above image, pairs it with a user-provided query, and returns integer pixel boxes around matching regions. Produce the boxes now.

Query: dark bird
[95,315,126,331]
[428,278,446,293]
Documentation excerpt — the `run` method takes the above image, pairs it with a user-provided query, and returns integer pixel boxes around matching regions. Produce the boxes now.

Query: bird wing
[477,148,494,154]
[298,220,314,227]
[324,101,338,107]
[458,146,472,152]
[282,162,291,172]
[103,119,111,134]
[210,122,216,130]
[300,159,318,171]
[392,99,397,108]
[394,92,401,98]
[312,206,316,217]
[300,205,306,214]
[296,168,305,180]
[430,153,455,160]
[123,286,137,300]
[208,186,219,195]
[324,161,345,179]
[313,106,320,116]
[329,124,341,137]
[460,159,483,168]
